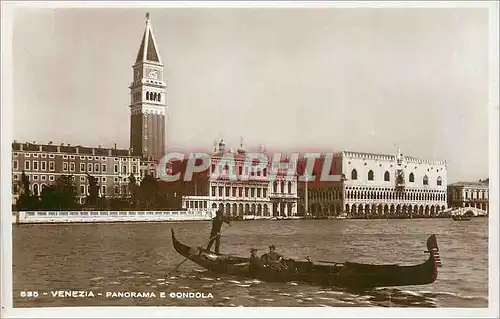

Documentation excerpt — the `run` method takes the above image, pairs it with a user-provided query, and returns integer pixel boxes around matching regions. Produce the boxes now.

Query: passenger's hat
[269,245,276,249]
[250,248,258,252]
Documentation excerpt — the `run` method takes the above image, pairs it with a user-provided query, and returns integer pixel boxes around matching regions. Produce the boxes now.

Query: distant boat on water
[452,215,471,221]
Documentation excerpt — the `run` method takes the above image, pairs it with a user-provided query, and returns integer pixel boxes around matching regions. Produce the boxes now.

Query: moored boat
[452,215,471,221]
[171,230,442,289]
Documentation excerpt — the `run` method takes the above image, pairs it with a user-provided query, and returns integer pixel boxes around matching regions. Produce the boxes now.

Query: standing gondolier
[206,209,231,253]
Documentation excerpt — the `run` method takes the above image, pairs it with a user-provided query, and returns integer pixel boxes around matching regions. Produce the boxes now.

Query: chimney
[114,143,117,150]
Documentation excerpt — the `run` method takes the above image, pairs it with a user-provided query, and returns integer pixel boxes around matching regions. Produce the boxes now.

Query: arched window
[384,171,390,182]
[409,173,415,182]
[33,183,39,196]
[437,176,442,186]
[351,169,358,180]
[423,175,429,186]
[146,92,150,100]
[158,94,161,102]
[368,170,374,181]
[273,181,278,193]
[280,181,285,193]
[288,181,292,194]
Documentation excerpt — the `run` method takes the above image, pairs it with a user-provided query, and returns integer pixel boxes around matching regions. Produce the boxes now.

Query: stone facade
[447,180,489,213]
[298,148,448,218]
[181,141,299,218]
[11,142,143,205]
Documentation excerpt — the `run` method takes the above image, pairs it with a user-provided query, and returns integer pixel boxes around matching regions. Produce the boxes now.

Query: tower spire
[135,12,161,64]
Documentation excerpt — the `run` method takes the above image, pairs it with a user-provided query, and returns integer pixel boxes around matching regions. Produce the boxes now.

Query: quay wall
[14,209,215,224]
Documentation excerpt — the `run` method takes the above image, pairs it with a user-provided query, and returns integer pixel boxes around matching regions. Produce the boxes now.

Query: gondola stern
[425,234,442,284]
[426,234,442,267]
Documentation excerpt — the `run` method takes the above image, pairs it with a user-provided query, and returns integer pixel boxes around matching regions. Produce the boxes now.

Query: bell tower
[130,13,166,160]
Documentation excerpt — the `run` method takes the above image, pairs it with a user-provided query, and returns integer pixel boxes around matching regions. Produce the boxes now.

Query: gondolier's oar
[166,223,232,277]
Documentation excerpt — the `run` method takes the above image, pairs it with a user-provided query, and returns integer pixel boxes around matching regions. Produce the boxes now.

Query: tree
[138,174,160,210]
[85,173,99,208]
[16,171,38,211]
[39,184,59,210]
[128,173,138,208]
[39,175,79,210]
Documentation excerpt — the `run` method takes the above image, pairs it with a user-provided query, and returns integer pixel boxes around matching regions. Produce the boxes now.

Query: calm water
[13,218,488,308]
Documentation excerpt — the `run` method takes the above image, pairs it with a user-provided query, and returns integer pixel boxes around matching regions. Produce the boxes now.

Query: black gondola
[171,229,442,289]
[452,215,471,221]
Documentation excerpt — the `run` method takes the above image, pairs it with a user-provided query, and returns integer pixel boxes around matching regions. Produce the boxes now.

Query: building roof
[135,13,162,64]
[12,141,136,158]
[340,150,446,165]
[448,181,489,187]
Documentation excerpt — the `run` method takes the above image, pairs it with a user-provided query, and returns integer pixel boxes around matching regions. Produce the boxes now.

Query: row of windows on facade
[13,174,138,184]
[133,91,162,102]
[184,201,208,209]
[14,160,138,175]
[211,202,278,214]
[212,165,269,177]
[210,180,294,198]
[306,189,447,202]
[351,169,443,186]
[345,190,446,202]
[211,186,269,198]
[452,189,489,200]
[13,153,139,162]
[186,201,276,214]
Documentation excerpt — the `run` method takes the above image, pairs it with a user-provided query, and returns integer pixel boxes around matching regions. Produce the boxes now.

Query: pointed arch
[384,171,390,182]
[437,176,442,186]
[409,172,415,182]
[423,175,429,186]
[351,169,358,180]
[368,170,374,181]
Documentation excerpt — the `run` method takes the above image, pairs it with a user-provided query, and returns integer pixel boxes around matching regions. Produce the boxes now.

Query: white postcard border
[1,1,498,318]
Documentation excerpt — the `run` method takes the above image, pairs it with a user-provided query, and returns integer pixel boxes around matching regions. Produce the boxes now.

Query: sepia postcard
[1,1,499,318]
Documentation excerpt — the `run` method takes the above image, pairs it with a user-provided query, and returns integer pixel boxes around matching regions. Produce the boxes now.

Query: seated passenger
[261,245,288,270]
[261,245,284,264]
[249,248,265,272]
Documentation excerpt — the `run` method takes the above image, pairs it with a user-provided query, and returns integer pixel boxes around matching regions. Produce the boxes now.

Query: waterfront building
[297,147,448,218]
[11,14,167,207]
[447,179,489,213]
[11,141,142,205]
[177,140,299,218]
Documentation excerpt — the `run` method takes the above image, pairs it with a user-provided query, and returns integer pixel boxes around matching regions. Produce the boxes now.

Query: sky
[11,6,491,183]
